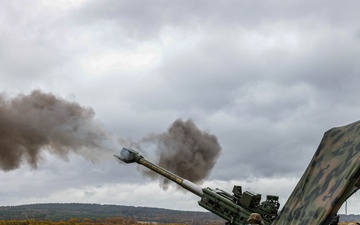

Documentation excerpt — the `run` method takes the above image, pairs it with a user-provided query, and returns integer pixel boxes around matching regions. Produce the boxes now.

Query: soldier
[247,213,263,225]
[329,214,339,225]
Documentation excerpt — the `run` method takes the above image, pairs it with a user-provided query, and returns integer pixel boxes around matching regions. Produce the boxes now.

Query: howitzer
[114,147,280,225]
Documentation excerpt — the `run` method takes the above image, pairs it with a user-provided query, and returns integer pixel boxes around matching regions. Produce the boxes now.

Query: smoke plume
[122,119,222,189]
[1,90,221,189]
[0,90,113,171]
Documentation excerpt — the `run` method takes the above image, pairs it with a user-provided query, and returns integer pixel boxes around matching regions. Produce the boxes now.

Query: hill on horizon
[0,203,359,224]
[0,203,224,225]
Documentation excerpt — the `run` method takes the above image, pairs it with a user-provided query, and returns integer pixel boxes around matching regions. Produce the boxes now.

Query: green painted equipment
[115,120,360,225]
[114,147,280,225]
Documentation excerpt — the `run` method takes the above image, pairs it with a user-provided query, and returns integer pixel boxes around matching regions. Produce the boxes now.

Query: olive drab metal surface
[114,148,280,225]
[272,120,360,225]
[115,120,360,225]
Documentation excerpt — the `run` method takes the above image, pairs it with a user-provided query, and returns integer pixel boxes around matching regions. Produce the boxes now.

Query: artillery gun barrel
[115,147,281,225]
[114,147,203,197]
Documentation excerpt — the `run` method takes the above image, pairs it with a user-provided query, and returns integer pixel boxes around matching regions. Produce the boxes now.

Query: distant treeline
[1,203,358,224]
[0,203,224,225]
[0,218,139,225]
[339,214,360,223]
[0,217,188,225]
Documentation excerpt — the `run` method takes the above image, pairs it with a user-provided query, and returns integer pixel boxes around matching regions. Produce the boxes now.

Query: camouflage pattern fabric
[272,120,360,225]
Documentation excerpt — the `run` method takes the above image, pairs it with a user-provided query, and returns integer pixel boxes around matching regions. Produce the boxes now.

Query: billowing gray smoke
[0,90,113,171]
[122,119,222,189]
[1,90,221,189]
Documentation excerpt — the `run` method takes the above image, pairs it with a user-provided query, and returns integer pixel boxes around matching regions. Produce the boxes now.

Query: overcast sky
[0,0,359,215]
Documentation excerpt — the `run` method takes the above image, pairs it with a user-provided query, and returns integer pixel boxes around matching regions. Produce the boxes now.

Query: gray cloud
[75,0,360,39]
[0,0,359,214]
[0,2,68,79]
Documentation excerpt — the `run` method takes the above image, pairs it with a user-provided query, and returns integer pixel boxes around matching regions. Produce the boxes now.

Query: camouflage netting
[272,120,360,225]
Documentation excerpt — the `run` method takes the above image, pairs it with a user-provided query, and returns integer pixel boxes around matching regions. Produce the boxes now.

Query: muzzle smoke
[121,119,222,189]
[0,90,113,171]
[1,90,221,189]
